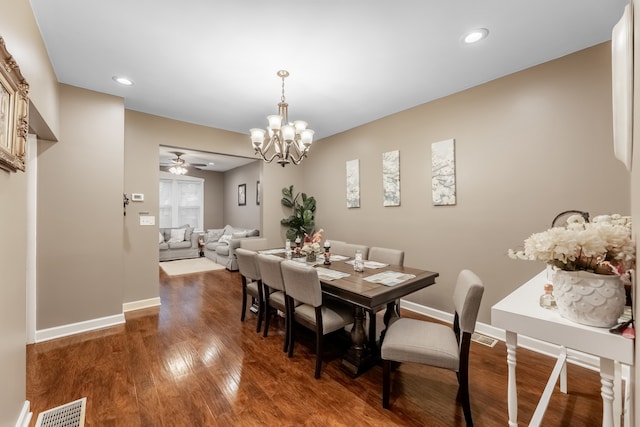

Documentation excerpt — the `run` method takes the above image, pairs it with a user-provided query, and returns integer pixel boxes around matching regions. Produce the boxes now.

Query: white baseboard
[35,313,125,343]
[123,297,161,312]
[15,401,31,427]
[400,300,603,374]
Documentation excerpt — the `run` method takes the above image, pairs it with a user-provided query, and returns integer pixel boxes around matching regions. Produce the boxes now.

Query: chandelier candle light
[250,70,315,167]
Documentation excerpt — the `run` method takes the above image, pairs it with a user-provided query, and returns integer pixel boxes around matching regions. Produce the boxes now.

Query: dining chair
[281,260,355,378]
[368,246,404,266]
[380,269,484,426]
[256,253,289,352]
[330,241,369,259]
[235,248,264,333]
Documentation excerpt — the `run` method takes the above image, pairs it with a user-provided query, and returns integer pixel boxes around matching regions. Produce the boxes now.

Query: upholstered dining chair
[380,269,484,426]
[368,246,404,266]
[281,260,355,378]
[235,248,264,333]
[256,253,289,351]
[330,241,369,259]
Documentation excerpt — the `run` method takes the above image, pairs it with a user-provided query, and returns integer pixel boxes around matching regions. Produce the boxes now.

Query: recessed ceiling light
[463,28,489,44]
[112,76,134,86]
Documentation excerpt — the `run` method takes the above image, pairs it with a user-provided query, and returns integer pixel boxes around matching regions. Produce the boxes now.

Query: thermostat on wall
[131,193,144,201]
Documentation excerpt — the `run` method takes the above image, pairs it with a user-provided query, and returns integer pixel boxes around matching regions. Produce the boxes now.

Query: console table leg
[506,331,518,427]
[600,358,615,427]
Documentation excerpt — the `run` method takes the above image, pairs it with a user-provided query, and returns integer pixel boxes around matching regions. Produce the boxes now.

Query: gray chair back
[240,238,269,251]
[368,247,404,266]
[453,269,484,333]
[235,248,260,281]
[256,254,285,292]
[281,260,322,307]
[330,241,369,259]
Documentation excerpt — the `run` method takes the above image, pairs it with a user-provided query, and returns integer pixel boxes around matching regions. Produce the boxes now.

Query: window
[159,174,204,230]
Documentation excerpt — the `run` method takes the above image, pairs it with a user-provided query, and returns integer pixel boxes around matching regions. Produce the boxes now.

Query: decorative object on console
[249,70,315,167]
[280,185,316,241]
[509,214,635,327]
[431,139,456,206]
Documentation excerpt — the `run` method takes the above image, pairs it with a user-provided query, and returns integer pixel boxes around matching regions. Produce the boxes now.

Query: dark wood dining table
[269,251,439,376]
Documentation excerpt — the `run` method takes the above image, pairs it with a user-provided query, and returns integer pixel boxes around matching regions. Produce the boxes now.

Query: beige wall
[122,111,299,304]
[303,42,630,324]
[37,85,125,328]
[0,0,60,424]
[223,160,261,230]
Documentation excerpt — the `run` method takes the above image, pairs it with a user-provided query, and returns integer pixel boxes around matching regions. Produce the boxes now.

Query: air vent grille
[471,332,498,347]
[35,397,86,427]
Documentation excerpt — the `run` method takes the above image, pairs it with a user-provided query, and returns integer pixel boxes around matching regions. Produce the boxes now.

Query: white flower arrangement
[508,214,635,276]
[301,241,322,254]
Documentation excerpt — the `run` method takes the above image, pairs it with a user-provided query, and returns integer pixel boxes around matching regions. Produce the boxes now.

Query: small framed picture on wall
[238,184,246,206]
[256,180,261,205]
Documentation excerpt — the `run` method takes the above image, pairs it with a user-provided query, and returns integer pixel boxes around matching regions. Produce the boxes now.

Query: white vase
[552,269,625,328]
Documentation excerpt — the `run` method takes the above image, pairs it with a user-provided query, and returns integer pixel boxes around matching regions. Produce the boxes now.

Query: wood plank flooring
[27,267,608,426]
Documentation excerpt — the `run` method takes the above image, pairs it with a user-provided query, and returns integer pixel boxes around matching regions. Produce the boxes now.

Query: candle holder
[323,241,331,265]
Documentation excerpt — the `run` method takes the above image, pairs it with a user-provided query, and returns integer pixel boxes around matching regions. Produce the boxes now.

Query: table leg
[506,331,518,427]
[342,306,375,377]
[600,358,615,427]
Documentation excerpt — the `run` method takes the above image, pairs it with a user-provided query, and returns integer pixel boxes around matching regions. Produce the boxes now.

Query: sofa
[159,225,201,261]
[203,225,261,271]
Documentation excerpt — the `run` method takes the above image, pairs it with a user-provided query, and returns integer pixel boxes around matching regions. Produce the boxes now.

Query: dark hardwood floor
[27,267,607,426]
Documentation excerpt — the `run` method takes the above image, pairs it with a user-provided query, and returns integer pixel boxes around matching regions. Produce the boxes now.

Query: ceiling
[30,0,628,168]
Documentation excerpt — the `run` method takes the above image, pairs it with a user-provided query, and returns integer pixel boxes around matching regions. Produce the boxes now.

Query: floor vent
[472,332,498,348]
[35,397,86,427]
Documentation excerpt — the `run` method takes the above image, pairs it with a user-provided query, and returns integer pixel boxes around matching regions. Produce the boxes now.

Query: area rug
[159,257,226,276]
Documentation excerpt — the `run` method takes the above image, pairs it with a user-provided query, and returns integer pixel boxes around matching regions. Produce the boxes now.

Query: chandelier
[250,70,315,167]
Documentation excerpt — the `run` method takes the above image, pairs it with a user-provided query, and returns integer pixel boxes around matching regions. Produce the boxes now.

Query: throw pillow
[168,228,186,244]
[218,234,232,244]
[159,231,164,244]
[184,226,193,242]
[207,229,224,242]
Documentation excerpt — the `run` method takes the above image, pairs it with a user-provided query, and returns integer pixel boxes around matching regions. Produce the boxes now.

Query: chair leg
[240,277,248,322]
[263,289,271,338]
[283,299,290,353]
[382,359,391,408]
[314,326,323,379]
[458,333,473,427]
[255,280,264,333]
[459,369,472,426]
[287,297,295,357]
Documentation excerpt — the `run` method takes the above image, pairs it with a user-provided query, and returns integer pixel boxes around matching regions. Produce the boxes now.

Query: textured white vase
[552,269,625,328]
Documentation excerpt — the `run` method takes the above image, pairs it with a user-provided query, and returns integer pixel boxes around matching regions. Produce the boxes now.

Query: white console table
[491,271,635,427]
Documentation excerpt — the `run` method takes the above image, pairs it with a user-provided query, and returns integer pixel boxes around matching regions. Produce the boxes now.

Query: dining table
[261,249,439,377]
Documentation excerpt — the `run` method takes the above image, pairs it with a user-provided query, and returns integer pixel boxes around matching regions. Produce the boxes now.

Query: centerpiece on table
[301,229,324,262]
[508,214,635,328]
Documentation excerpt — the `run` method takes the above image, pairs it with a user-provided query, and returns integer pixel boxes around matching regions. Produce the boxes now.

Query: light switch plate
[139,215,155,226]
[132,193,144,201]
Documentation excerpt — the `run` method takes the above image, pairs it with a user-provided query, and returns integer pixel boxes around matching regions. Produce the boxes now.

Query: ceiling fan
[161,151,207,174]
